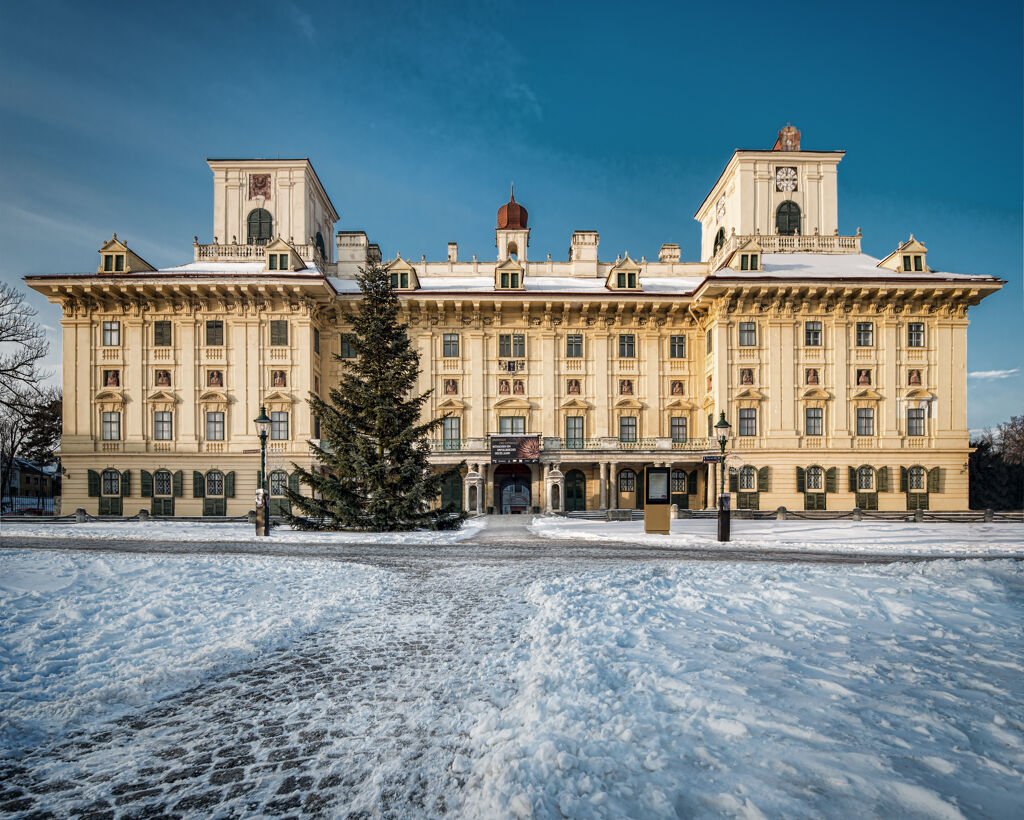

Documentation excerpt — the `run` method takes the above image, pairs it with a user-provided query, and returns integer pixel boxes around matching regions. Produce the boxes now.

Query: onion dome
[497,184,528,230]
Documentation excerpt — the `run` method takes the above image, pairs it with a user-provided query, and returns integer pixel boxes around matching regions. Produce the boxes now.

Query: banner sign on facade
[490,436,540,464]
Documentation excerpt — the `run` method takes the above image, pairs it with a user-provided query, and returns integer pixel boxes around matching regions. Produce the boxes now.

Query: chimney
[447,242,458,262]
[658,243,681,263]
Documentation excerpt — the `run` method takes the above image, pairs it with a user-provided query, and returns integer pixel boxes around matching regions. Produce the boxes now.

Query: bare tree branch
[0,282,50,410]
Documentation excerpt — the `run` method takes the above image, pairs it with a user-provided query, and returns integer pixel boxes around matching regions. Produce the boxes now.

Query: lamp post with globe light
[254,406,271,536]
[714,412,732,542]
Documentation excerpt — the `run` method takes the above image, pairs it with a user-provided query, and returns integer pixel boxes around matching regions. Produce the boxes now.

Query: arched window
[153,470,172,496]
[776,201,801,235]
[507,241,518,260]
[315,231,326,260]
[806,466,824,491]
[102,469,120,495]
[857,465,874,490]
[713,227,726,254]
[908,466,926,490]
[206,470,224,497]
[671,469,687,493]
[269,470,288,496]
[247,208,273,245]
[739,465,756,490]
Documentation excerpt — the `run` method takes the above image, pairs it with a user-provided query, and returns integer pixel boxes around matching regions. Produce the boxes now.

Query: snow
[462,560,1024,819]
[0,549,390,755]
[159,260,326,276]
[749,253,994,282]
[0,516,486,545]
[530,517,1024,557]
[329,274,707,295]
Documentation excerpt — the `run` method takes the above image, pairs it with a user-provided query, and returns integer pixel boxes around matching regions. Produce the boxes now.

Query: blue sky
[1,0,1020,429]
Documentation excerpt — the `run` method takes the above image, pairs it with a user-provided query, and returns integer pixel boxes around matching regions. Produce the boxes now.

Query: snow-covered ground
[531,516,1024,557]
[1,542,1022,817]
[0,549,391,754]
[0,515,485,544]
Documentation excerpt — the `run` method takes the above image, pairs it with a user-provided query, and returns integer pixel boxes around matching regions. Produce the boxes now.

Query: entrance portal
[493,465,531,514]
[565,469,586,512]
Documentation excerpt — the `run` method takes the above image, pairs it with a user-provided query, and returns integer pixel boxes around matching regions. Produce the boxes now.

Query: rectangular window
[805,321,822,347]
[903,255,912,271]
[269,254,278,271]
[153,321,171,347]
[806,468,823,491]
[618,334,635,358]
[907,322,924,348]
[313,415,321,439]
[205,411,225,441]
[907,407,926,437]
[739,322,756,346]
[565,416,583,447]
[749,254,758,269]
[313,328,320,355]
[102,471,120,495]
[442,417,461,449]
[270,411,289,440]
[738,408,757,437]
[856,407,875,437]
[154,411,173,440]
[443,333,460,357]
[856,322,874,347]
[339,335,355,358]
[270,320,288,346]
[102,321,120,346]
[566,334,583,358]
[101,411,121,441]
[740,254,749,271]
[805,407,823,436]
[708,413,714,437]
[706,329,713,354]
[154,471,171,496]
[914,255,923,272]
[619,416,637,442]
[114,255,124,271]
[670,335,686,358]
[498,334,526,358]
[670,416,687,443]
[103,254,114,272]
[206,320,224,347]
[499,416,525,434]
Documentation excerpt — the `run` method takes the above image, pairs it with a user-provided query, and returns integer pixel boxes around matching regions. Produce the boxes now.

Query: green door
[565,470,586,512]
[441,472,463,512]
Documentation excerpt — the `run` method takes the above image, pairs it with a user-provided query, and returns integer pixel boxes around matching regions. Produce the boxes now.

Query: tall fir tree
[286,261,466,531]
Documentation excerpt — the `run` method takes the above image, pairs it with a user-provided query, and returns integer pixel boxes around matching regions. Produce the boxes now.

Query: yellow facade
[26,130,1003,517]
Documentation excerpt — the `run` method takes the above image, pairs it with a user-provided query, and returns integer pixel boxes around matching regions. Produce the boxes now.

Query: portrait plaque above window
[249,173,271,200]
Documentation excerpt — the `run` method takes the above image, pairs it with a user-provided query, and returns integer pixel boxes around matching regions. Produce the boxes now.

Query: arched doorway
[565,469,586,512]
[493,465,531,514]
[441,472,463,512]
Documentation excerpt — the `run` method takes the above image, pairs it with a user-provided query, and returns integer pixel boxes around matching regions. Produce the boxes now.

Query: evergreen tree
[286,261,466,531]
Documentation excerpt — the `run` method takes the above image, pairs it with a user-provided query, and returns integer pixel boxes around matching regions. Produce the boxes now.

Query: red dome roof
[497,184,528,230]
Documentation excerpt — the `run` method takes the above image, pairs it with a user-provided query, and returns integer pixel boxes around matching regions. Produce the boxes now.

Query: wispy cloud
[285,2,315,42]
[968,368,1019,380]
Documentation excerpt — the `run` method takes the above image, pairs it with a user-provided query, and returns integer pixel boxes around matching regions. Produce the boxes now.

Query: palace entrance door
[564,469,586,512]
[494,465,531,514]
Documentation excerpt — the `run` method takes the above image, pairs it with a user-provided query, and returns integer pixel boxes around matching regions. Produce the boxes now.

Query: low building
[2,458,57,514]
[25,126,1003,516]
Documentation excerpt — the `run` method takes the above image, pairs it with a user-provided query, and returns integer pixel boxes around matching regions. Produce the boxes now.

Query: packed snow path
[1,517,1023,818]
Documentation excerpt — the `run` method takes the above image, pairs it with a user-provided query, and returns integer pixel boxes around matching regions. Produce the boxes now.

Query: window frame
[442,416,461,449]
[102,321,121,347]
[907,322,925,348]
[669,335,686,358]
[739,465,756,490]
[738,408,757,437]
[205,320,224,347]
[153,411,173,441]
[565,334,583,358]
[856,322,874,347]
[618,415,637,442]
[443,333,460,358]
[153,470,172,496]
[908,465,926,490]
[618,334,636,358]
[805,406,823,436]
[270,411,289,441]
[565,416,583,447]
[153,321,172,347]
[907,407,926,437]
[738,322,757,347]
[498,416,526,434]
[206,470,224,497]
[670,416,688,443]
[102,469,120,496]
[101,411,121,441]
[806,466,824,491]
[269,320,289,347]
[205,411,225,441]
[339,335,356,359]
[618,469,636,492]
[858,466,874,491]
[856,407,875,437]
[804,321,822,347]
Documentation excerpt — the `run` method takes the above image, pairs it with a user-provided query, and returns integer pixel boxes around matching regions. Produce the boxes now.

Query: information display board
[490,435,540,464]
[643,466,672,534]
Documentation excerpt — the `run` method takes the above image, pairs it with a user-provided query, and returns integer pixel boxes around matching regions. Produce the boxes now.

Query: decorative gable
[97,234,156,274]
[263,237,306,272]
[722,239,763,272]
[877,236,929,273]
[606,254,641,290]
[387,255,419,291]
[495,257,524,290]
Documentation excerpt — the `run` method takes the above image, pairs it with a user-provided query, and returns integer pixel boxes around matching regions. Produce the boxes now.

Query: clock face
[716,196,726,222]
[776,166,798,192]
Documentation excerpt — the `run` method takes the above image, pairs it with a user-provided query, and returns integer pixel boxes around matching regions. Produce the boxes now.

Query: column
[542,463,550,512]
[599,461,608,510]
[610,462,618,509]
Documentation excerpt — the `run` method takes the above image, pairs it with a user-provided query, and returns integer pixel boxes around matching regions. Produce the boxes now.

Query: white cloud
[967,368,1019,380]
[285,2,315,42]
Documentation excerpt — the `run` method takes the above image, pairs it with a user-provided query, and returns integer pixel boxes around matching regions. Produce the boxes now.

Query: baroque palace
[26,126,1003,517]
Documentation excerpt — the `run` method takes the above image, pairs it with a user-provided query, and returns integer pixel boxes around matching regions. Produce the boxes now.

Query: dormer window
[499,271,520,289]
[616,271,638,289]
[268,253,290,271]
[739,253,759,271]
[103,254,125,272]
[392,271,410,289]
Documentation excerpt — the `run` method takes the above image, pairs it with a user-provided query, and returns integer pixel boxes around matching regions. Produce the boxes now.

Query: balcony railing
[431,438,469,451]
[428,436,719,454]
[193,240,327,271]
[710,231,862,270]
[543,437,605,451]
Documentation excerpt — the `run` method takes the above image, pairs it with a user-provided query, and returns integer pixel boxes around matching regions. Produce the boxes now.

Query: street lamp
[254,405,271,536]
[714,411,732,542]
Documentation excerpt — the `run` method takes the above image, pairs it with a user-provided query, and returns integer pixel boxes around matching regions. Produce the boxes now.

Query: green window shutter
[288,471,300,494]
[193,471,205,498]
[87,469,101,497]
[757,466,770,492]
[796,467,805,494]
[900,466,908,493]
[728,471,738,493]
[173,470,183,497]
[877,466,890,493]
[688,470,698,494]
[848,466,857,493]
[825,467,837,494]
[224,471,235,498]
[141,470,153,498]
[927,467,941,493]
[120,470,130,497]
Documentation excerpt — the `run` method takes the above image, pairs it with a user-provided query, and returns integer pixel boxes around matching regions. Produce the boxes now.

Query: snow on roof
[730,254,995,282]
[328,274,706,295]
[159,261,326,276]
